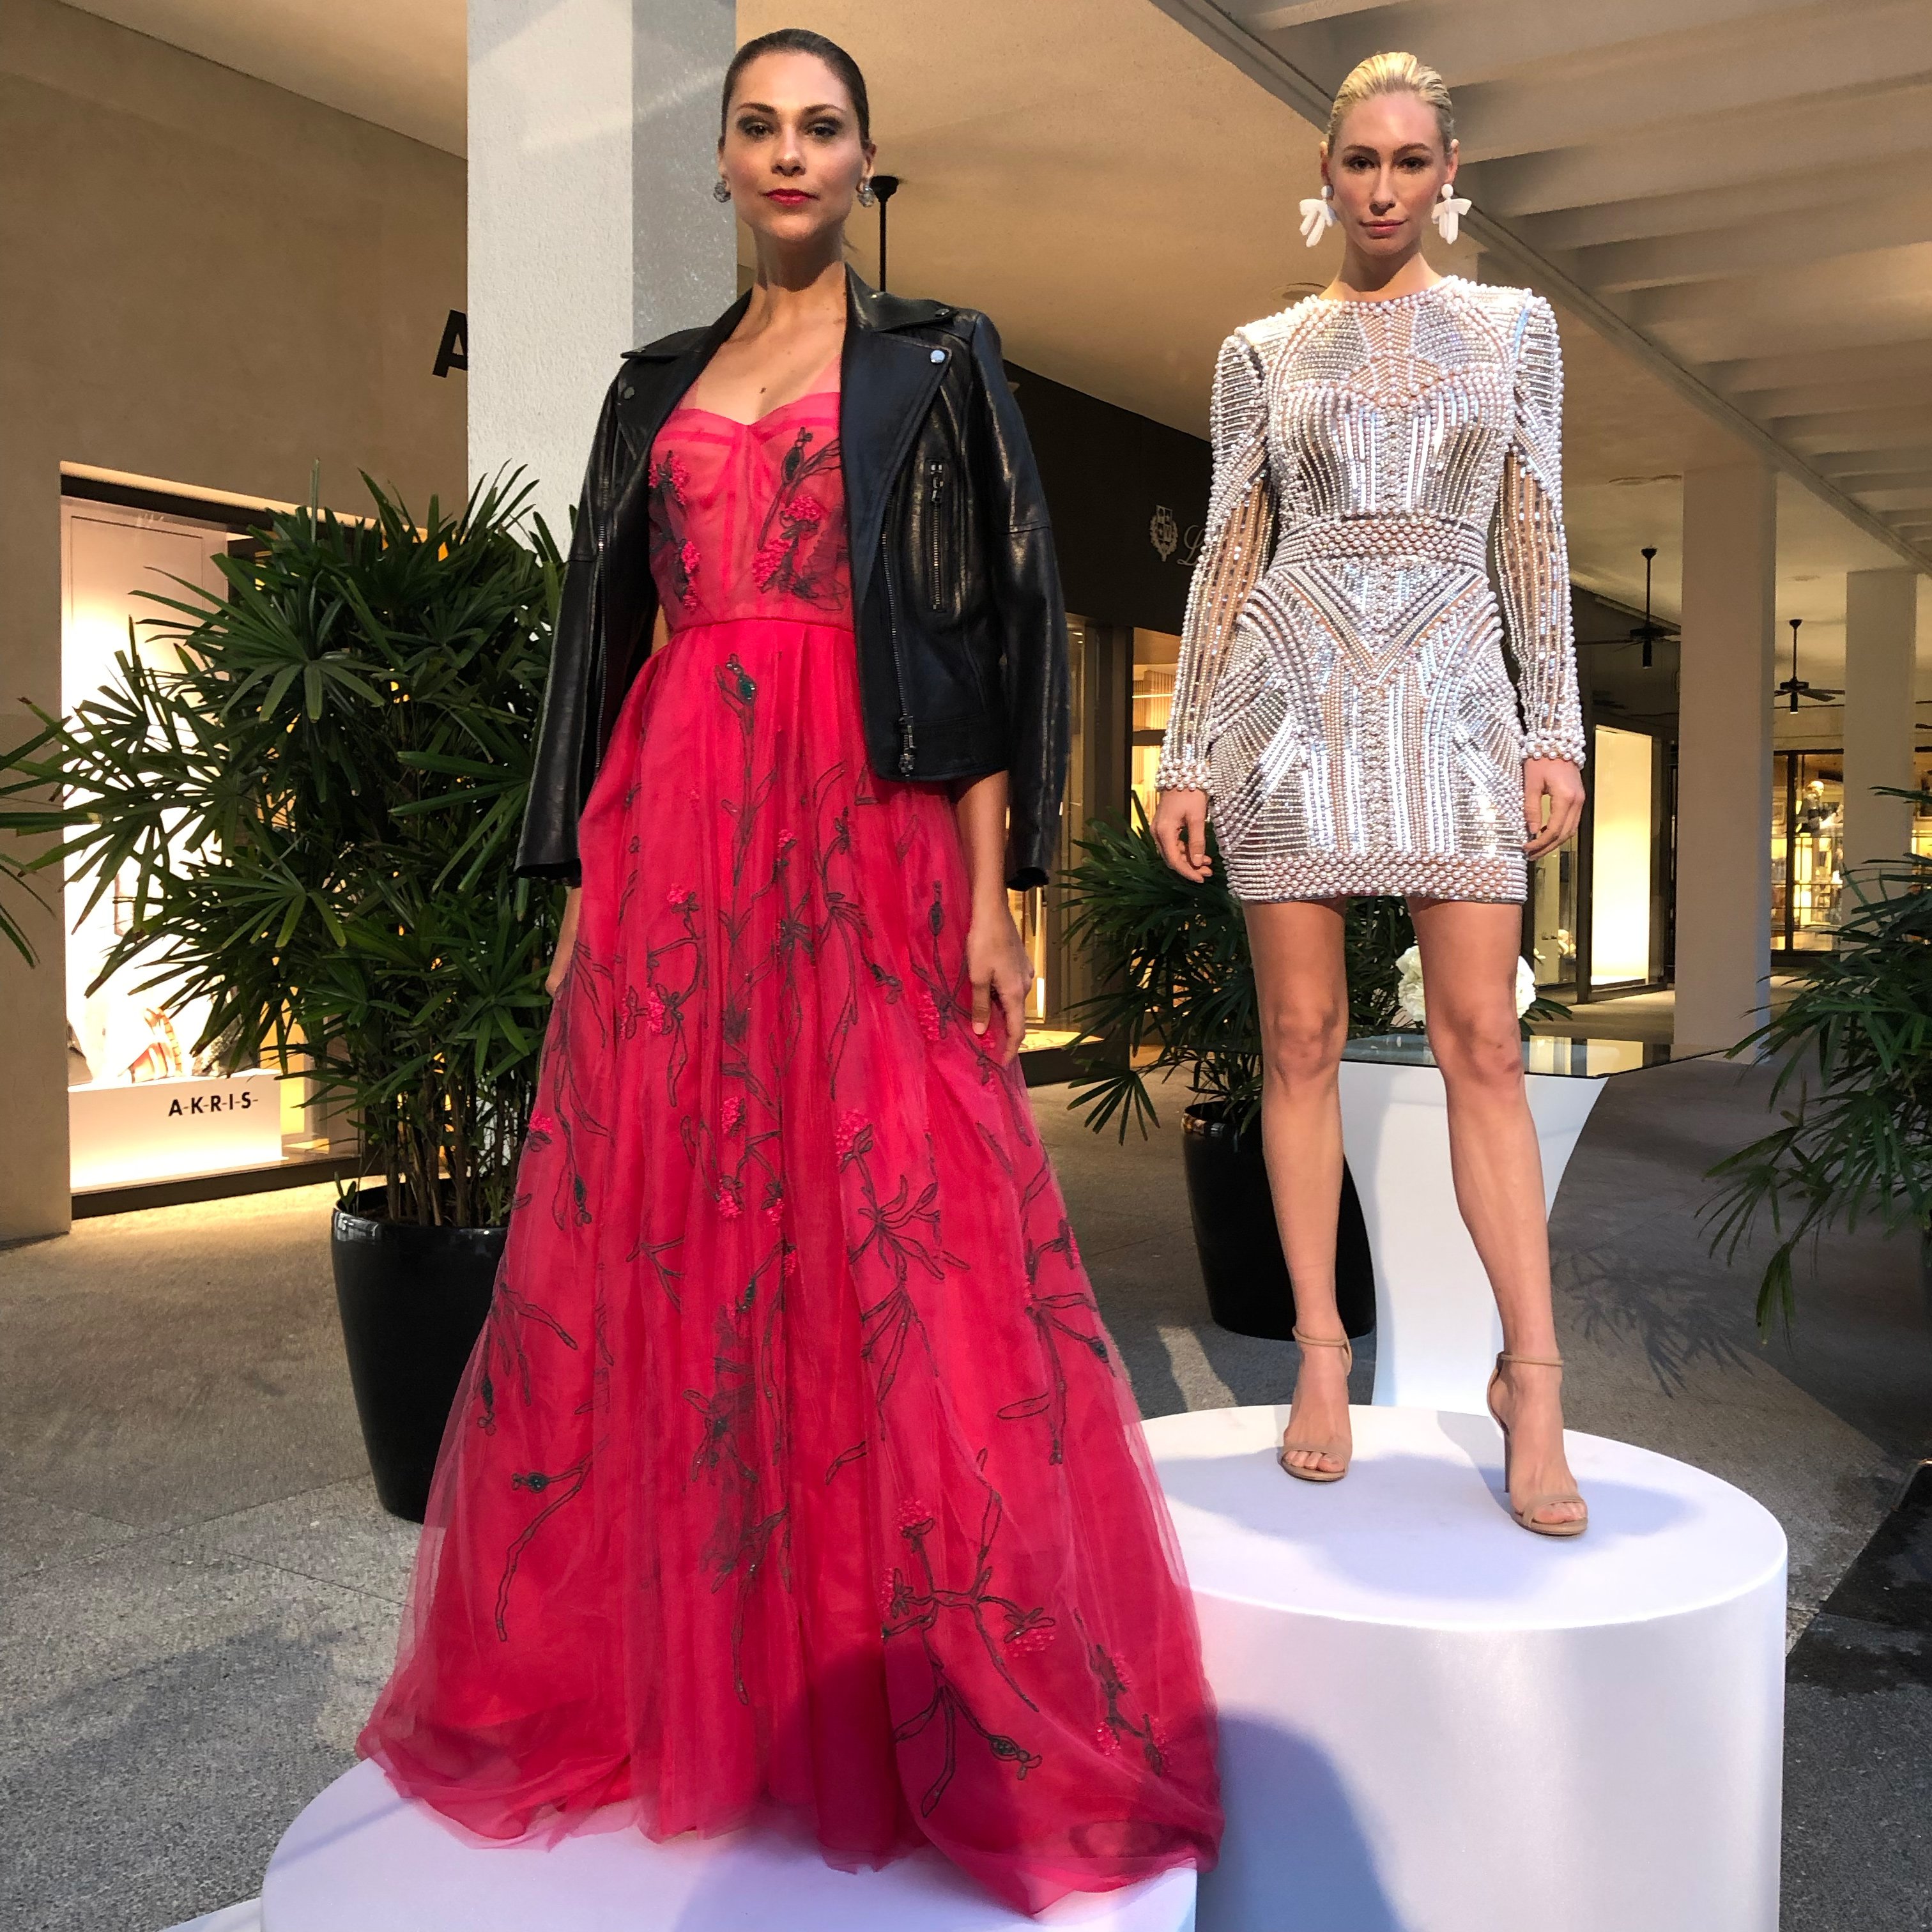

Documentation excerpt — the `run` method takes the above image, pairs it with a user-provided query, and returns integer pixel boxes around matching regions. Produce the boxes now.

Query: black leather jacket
[516,270,1069,891]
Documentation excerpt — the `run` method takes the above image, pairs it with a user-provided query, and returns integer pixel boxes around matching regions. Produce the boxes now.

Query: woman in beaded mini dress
[1154,52,1590,1536]
[360,27,1220,1915]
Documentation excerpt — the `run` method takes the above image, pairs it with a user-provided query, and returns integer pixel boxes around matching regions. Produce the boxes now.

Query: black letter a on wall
[434,310,468,379]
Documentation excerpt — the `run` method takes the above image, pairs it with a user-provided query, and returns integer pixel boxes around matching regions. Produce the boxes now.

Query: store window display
[59,493,301,1189]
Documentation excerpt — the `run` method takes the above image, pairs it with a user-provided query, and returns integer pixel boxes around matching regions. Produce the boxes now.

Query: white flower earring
[1298,184,1338,249]
[1430,180,1471,245]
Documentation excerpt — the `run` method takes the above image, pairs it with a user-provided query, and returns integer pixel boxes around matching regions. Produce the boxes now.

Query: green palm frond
[0,468,562,1225]
[1057,793,1416,1140]
[1702,788,1932,1335]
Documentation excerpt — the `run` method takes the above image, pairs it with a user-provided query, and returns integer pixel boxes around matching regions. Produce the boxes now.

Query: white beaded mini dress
[1156,278,1585,903]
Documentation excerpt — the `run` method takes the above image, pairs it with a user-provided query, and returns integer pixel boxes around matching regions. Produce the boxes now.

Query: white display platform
[1146,1404,1786,1932]
[70,1069,282,1190]
[1337,1036,1660,1411]
[164,1903,261,1932]
[261,1759,1197,1932]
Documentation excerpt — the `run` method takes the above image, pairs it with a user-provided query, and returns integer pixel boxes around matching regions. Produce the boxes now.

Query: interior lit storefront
[1770,746,1932,956]
[58,480,344,1202]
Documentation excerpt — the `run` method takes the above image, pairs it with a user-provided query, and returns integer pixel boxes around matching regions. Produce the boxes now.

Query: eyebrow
[733,100,847,116]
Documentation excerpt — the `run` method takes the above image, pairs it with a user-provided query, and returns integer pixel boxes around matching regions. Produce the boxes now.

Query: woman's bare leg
[1245,898,1353,1475]
[1408,897,1584,1528]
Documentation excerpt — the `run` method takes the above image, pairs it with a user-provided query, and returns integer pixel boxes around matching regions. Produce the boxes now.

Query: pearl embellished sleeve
[1496,297,1586,768]
[1156,331,1275,794]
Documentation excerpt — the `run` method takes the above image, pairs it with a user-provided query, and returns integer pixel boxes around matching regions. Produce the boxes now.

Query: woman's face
[1321,91,1456,259]
[718,51,872,247]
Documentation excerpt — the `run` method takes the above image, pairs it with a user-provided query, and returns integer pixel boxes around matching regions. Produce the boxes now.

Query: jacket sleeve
[969,312,1070,893]
[515,376,625,882]
[1156,330,1275,795]
[1496,296,1586,767]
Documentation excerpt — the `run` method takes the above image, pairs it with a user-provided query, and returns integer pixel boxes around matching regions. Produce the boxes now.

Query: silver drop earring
[856,177,877,207]
[1431,179,1471,245]
[712,177,732,204]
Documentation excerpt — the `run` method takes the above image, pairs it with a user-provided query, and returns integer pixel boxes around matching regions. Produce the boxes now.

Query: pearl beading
[1156,279,1586,905]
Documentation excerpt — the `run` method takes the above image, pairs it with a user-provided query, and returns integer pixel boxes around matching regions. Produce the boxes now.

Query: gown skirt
[358,392,1222,1915]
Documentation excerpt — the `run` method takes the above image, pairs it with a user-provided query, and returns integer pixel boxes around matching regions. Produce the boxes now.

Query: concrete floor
[2,1064,1927,1931]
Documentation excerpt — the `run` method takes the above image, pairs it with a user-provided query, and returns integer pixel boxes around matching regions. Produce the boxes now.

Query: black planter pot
[1181,1101,1376,1342]
[330,1185,506,1522]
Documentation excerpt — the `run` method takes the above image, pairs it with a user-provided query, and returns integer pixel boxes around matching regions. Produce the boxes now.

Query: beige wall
[0,0,466,1237]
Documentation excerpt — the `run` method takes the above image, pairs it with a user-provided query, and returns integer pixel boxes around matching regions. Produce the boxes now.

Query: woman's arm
[545,885,582,997]
[1153,330,1275,882]
[965,312,1068,892]
[953,770,1032,1062]
[1496,297,1586,858]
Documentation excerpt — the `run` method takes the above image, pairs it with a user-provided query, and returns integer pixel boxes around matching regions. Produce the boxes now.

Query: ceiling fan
[1775,617,1843,711]
[1628,545,1667,668]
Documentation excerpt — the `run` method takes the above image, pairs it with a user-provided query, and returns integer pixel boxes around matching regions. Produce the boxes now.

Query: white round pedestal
[1145,1406,1786,1932]
[261,1759,1197,1932]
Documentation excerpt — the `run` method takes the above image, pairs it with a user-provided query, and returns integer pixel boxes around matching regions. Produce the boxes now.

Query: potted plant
[0,474,561,1519]
[1058,801,1400,1340]
[1704,790,1932,1333]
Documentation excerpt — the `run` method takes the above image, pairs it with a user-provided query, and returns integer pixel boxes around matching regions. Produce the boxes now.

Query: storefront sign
[70,1070,283,1192]
[434,310,468,378]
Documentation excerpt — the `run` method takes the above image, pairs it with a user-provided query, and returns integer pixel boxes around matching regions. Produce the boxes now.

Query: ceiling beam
[1143,0,1931,574]
[1709,340,1932,395]
[1236,0,1393,29]
[1574,190,1932,294]
[1520,162,1859,252]
[1273,0,1824,93]
[1450,0,1932,164]
[1768,409,1932,456]
[1823,470,1932,495]
[1473,82,1932,220]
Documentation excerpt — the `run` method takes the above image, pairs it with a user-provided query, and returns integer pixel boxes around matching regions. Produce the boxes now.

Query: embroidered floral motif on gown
[358,372,1222,1912]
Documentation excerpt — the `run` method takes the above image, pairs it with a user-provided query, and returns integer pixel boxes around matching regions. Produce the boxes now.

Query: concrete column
[468,0,737,535]
[1674,463,1775,1054]
[1841,567,1919,880]
[0,422,72,1239]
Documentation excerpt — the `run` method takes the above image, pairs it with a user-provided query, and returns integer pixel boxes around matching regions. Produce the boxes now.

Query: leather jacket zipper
[882,534,916,774]
[927,460,946,611]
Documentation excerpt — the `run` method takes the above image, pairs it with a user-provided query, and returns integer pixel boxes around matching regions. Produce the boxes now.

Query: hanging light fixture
[1628,546,1664,669]
[871,174,900,291]
[1774,617,1844,712]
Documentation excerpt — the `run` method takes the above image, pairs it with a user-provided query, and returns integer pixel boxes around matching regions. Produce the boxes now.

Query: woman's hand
[1523,758,1585,860]
[965,900,1033,1063]
[1153,788,1214,883]
[545,886,583,997]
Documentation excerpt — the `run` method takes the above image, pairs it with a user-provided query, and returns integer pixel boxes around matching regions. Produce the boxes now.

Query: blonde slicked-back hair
[1325,50,1454,153]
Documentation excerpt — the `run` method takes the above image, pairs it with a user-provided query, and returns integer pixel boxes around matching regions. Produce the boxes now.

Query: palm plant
[1059,796,1417,1140]
[1704,789,1932,1333]
[0,473,562,1227]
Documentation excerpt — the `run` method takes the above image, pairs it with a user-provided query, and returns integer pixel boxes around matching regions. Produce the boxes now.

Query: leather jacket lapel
[841,272,953,624]
[621,291,751,463]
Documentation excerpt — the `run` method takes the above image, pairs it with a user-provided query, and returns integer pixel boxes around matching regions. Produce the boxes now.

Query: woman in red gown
[359,29,1220,1915]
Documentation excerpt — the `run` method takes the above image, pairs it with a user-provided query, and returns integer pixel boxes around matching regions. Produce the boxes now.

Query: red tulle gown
[358,362,1222,1913]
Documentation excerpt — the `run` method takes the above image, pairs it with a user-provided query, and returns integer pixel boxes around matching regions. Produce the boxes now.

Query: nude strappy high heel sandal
[1278,1330,1354,1483]
[1485,1352,1588,1538]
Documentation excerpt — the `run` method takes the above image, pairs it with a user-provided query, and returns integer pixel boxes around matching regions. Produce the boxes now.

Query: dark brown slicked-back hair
[720,29,871,144]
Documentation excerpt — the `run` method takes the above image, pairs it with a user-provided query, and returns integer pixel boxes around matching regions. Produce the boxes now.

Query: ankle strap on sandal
[1294,1330,1352,1349]
[1496,1351,1564,1368]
